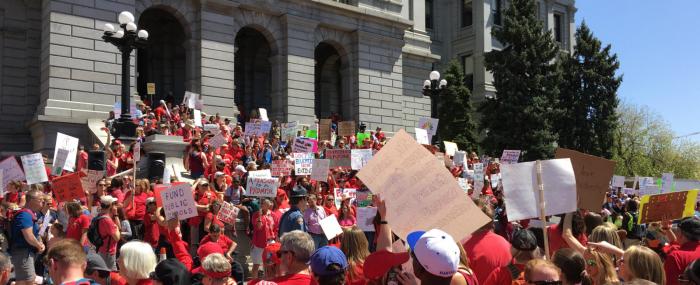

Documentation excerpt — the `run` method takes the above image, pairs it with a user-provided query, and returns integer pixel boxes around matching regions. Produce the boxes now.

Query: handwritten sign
[500,150,521,165]
[208,133,228,149]
[457,178,470,193]
[662,173,674,193]
[293,153,314,175]
[218,202,240,225]
[319,214,344,240]
[193,110,202,127]
[52,172,86,202]
[490,173,500,188]
[52,148,69,176]
[351,149,373,170]
[356,207,377,232]
[555,148,616,211]
[271,160,292,177]
[0,157,25,192]
[611,175,626,188]
[311,159,330,182]
[161,183,197,221]
[21,153,48,185]
[443,141,459,156]
[639,177,655,189]
[83,170,105,194]
[414,128,430,145]
[53,133,79,172]
[638,190,698,224]
[501,159,577,221]
[473,163,484,192]
[203,124,219,132]
[293,137,317,153]
[184,91,197,109]
[417,117,439,136]
[356,130,490,241]
[246,177,279,198]
[338,121,355,137]
[453,151,466,167]
[281,121,299,142]
[325,149,351,169]
[244,121,272,137]
[319,119,332,141]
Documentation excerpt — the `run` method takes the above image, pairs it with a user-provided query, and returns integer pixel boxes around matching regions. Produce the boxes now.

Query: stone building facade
[0,0,575,155]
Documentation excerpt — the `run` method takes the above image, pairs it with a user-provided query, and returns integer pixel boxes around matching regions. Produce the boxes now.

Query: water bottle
[159,247,167,262]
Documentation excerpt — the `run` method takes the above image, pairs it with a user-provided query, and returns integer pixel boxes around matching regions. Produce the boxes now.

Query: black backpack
[87,216,108,248]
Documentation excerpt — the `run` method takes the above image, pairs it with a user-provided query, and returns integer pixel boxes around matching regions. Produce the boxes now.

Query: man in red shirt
[76,146,88,173]
[96,196,120,270]
[200,224,237,262]
[665,217,700,285]
[483,229,541,285]
[271,231,317,285]
[463,203,512,283]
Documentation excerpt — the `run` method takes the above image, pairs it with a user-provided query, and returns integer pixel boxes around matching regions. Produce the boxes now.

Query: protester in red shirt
[548,212,587,257]
[665,217,700,285]
[200,224,237,262]
[203,200,225,233]
[463,201,512,283]
[76,146,88,173]
[190,178,218,249]
[483,229,541,285]
[270,231,317,285]
[154,100,169,121]
[124,179,153,241]
[341,226,370,285]
[65,201,90,245]
[143,199,160,248]
[251,198,276,279]
[97,195,121,270]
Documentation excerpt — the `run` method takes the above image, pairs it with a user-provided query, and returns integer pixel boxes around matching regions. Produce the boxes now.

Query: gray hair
[202,253,231,279]
[280,230,315,263]
[0,252,11,270]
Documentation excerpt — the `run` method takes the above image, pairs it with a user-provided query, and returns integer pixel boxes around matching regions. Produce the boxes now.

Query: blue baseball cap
[309,246,348,276]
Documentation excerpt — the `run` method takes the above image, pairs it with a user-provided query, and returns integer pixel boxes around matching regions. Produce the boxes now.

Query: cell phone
[386,266,401,285]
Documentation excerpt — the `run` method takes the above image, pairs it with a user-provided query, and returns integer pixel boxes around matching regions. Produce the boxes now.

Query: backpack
[507,263,527,285]
[9,208,35,245]
[87,215,108,249]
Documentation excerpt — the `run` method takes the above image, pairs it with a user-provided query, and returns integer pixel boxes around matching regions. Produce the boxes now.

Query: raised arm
[562,212,587,254]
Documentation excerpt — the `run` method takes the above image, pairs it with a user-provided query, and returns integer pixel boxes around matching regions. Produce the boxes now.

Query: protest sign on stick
[218,202,240,225]
[326,149,351,169]
[417,118,439,136]
[611,175,626,188]
[414,128,429,145]
[52,148,69,176]
[246,177,279,197]
[500,150,521,164]
[293,137,317,153]
[338,121,355,137]
[52,172,86,202]
[356,129,490,241]
[21,153,49,185]
[319,119,332,141]
[638,190,698,224]
[293,153,314,175]
[133,142,141,162]
[271,160,292,177]
[281,121,299,142]
[161,183,197,220]
[54,133,79,172]
[0,157,25,193]
[311,159,330,182]
[356,207,377,232]
[443,141,458,156]
[473,163,484,192]
[351,149,373,170]
[555,148,616,211]
[208,133,228,149]
[319,214,344,240]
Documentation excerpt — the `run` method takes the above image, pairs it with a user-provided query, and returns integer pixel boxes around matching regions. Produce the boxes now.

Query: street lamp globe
[429,70,440,81]
[137,30,149,39]
[125,22,137,32]
[439,79,447,88]
[114,29,124,38]
[103,23,115,33]
[423,80,431,89]
[118,11,135,25]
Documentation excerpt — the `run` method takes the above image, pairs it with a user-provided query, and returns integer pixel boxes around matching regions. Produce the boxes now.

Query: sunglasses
[527,281,562,285]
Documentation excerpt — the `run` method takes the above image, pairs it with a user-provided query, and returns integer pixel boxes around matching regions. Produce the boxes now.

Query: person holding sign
[10,190,45,285]
[304,195,328,250]
[203,200,225,235]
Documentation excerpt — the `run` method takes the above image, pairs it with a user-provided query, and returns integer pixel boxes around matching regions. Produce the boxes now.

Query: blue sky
[575,1,700,141]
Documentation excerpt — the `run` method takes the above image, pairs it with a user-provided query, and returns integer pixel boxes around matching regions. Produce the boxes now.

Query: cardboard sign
[52,172,86,202]
[259,108,269,121]
[293,137,317,153]
[356,207,377,232]
[147,83,155,95]
[83,170,105,194]
[53,133,79,172]
[662,173,674,193]
[311,159,330,182]
[21,153,48,185]
[555,148,616,211]
[293,153,314,175]
[319,119,332,141]
[218,202,240,225]
[351,149,373,170]
[417,117,439,136]
[208,133,228,149]
[52,148,69,176]
[319,214,344,240]
[453,151,466,167]
[133,142,141,162]
[271,160,292,177]
[281,121,299,142]
[501,159,577,221]
[338,121,355,137]
[611,175,626,188]
[0,157,25,192]
[414,128,430,145]
[161,183,197,221]
[247,177,279,197]
[325,149,351,169]
[638,190,698,224]
[244,121,272,137]
[500,150,521,165]
[356,130,490,241]
[443,141,459,156]
[193,110,203,127]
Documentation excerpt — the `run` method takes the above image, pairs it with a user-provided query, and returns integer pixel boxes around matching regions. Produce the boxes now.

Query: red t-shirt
[66,214,91,242]
[200,234,234,252]
[547,224,588,257]
[665,241,700,285]
[144,213,160,247]
[189,190,217,226]
[76,151,88,172]
[463,230,512,283]
[126,190,152,220]
[251,211,275,248]
[483,263,524,285]
[345,263,367,285]
[97,214,118,254]
[205,212,225,228]
[270,273,317,285]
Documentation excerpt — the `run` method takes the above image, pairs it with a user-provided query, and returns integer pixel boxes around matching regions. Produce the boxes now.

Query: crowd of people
[1,97,699,285]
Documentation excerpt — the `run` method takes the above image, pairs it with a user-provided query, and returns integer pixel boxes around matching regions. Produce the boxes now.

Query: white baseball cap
[407,229,460,278]
[100,195,118,206]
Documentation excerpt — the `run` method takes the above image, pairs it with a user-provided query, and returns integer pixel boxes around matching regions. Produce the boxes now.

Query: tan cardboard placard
[319,119,332,141]
[357,129,490,241]
[338,121,355,137]
[555,148,616,211]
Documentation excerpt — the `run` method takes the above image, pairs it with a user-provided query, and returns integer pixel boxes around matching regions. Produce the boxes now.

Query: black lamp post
[423,70,447,146]
[102,11,148,143]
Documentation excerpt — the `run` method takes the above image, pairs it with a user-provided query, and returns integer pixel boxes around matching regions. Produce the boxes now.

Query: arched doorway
[137,8,187,107]
[234,27,272,122]
[314,42,345,120]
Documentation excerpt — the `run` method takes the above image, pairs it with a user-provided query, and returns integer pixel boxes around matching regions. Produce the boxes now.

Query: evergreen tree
[558,22,622,159]
[481,0,562,161]
[437,60,478,151]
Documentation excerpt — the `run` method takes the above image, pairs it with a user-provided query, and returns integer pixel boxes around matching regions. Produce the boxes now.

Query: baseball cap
[309,246,348,277]
[235,165,247,173]
[406,229,460,278]
[362,250,410,280]
[290,184,308,198]
[86,252,113,272]
[511,229,538,251]
[100,195,118,206]
[197,242,224,260]
[150,259,190,284]
[680,217,700,240]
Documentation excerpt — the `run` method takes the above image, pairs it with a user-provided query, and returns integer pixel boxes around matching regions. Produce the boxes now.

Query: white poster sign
[208,133,228,149]
[500,150,521,165]
[611,175,626,188]
[244,121,273,137]
[443,141,459,156]
[281,121,299,142]
[83,170,105,194]
[0,157,25,192]
[193,110,202,127]
[457,178,470,193]
[311,159,330,182]
[248,169,272,178]
[53,133,79,172]
[417,117,439,136]
[414,128,430,145]
[356,207,377,232]
[662,173,674,193]
[161,183,197,221]
[453,151,466,167]
[21,153,49,185]
[246,177,279,197]
[259,108,269,121]
[319,214,344,240]
[351,149,373,170]
[218,202,240,225]
[293,153,314,175]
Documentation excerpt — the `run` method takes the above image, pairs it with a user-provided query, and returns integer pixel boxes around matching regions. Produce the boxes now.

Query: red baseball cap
[362,250,410,280]
[263,243,281,265]
[197,241,224,260]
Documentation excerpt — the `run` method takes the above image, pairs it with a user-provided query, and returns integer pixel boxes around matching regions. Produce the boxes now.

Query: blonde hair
[623,246,665,285]
[341,226,370,280]
[585,248,619,285]
[589,225,623,250]
[136,179,150,193]
[202,253,231,280]
[119,241,157,279]
[524,259,561,282]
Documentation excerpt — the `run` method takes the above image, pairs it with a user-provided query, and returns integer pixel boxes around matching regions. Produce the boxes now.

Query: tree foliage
[438,60,479,151]
[481,0,562,161]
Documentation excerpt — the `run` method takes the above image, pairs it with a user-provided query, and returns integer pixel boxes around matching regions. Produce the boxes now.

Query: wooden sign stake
[536,160,550,259]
